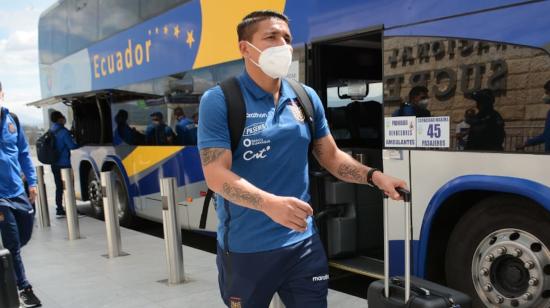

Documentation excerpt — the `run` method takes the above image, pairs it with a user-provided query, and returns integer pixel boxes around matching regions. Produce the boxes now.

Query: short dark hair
[544,80,550,92]
[174,107,184,118]
[237,10,289,42]
[471,88,495,105]
[50,111,64,123]
[409,86,429,101]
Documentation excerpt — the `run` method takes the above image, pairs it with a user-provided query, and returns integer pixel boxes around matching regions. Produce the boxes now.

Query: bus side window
[383,36,550,154]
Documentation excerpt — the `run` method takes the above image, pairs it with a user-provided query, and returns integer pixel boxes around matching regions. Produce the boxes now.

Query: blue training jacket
[526,109,550,152]
[51,123,79,167]
[0,107,37,198]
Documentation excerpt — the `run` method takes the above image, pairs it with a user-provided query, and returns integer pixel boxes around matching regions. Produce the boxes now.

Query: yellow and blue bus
[34,1,550,306]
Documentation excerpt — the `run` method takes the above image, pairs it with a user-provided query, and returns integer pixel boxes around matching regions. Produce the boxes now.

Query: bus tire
[111,168,135,227]
[445,196,550,308]
[87,169,104,219]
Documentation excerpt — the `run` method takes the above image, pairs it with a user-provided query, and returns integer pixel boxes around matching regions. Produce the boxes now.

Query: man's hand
[262,195,314,232]
[28,186,38,204]
[372,172,408,200]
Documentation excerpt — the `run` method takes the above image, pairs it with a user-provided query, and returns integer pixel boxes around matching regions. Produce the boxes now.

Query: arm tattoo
[200,148,225,166]
[222,183,263,210]
[336,163,368,184]
[312,141,325,158]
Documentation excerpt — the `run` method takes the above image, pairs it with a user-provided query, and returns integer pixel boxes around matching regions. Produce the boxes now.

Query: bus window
[111,100,174,146]
[99,0,140,39]
[383,37,550,154]
[326,81,384,149]
[67,0,99,54]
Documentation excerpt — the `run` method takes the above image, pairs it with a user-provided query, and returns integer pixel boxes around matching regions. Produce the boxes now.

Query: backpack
[36,128,61,165]
[199,77,316,229]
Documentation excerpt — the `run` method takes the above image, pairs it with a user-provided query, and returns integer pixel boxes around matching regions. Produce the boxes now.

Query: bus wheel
[112,168,135,227]
[445,196,550,308]
[87,169,104,219]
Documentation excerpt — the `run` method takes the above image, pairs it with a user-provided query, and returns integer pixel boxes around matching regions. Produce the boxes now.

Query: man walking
[49,111,79,216]
[0,81,42,307]
[198,11,406,307]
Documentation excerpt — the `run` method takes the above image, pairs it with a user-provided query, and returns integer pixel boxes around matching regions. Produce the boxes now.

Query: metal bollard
[101,171,123,258]
[35,166,50,228]
[160,177,185,284]
[269,293,285,308]
[61,168,80,240]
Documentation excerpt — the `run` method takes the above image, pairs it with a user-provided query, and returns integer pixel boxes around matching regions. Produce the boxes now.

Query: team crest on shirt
[288,100,305,122]
[8,123,16,133]
[229,297,242,308]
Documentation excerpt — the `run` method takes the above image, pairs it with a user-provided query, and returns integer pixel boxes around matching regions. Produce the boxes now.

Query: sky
[0,0,57,127]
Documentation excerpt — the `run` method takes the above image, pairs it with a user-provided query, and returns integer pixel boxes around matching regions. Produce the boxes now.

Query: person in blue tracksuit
[174,107,197,145]
[392,86,432,118]
[518,80,550,152]
[0,82,42,307]
[145,111,175,145]
[198,11,407,308]
[49,111,79,216]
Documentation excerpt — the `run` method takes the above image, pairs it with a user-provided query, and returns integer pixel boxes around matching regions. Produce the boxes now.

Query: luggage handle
[383,187,412,302]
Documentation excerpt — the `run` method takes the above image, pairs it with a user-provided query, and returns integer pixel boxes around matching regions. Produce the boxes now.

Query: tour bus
[34,0,550,306]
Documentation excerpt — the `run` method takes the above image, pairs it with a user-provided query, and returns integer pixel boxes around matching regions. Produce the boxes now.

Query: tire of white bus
[87,169,104,219]
[87,168,135,226]
[445,195,550,308]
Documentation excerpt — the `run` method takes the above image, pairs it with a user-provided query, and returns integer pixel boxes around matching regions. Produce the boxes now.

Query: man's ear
[238,40,249,58]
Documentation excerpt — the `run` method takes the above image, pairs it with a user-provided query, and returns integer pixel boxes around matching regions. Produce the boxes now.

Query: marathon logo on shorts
[312,274,329,282]
[229,297,242,308]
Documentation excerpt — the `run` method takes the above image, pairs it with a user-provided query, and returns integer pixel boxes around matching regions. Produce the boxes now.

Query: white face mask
[247,42,292,79]
[418,98,429,108]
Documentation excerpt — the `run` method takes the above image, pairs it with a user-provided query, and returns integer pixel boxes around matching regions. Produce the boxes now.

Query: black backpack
[36,128,61,165]
[199,77,316,229]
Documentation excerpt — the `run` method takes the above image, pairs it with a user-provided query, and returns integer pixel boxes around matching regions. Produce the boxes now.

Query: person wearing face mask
[464,89,505,151]
[517,80,550,152]
[49,111,79,217]
[392,86,432,117]
[145,111,174,145]
[197,10,407,308]
[0,82,42,307]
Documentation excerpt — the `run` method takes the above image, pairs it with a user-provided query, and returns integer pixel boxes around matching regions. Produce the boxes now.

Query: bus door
[306,30,396,279]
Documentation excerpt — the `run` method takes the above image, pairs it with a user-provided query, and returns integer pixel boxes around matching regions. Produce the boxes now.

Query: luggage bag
[0,234,20,308]
[367,188,472,308]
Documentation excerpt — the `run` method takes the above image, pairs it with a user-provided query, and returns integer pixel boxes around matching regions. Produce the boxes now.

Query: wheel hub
[472,229,550,307]
[88,180,102,207]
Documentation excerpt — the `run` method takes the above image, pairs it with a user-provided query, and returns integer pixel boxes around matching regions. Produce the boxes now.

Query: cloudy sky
[0,0,57,126]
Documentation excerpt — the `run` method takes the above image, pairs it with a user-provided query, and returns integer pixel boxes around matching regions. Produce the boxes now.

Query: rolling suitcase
[367,188,472,308]
[0,233,20,308]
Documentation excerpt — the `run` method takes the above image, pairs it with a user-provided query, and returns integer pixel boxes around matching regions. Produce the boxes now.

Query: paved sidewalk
[21,216,367,307]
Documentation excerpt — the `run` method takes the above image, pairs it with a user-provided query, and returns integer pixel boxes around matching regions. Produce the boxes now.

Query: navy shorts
[216,233,329,308]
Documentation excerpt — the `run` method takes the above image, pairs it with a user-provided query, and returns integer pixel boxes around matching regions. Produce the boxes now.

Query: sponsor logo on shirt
[243,122,267,137]
[312,274,329,282]
[288,100,305,122]
[246,112,268,118]
[243,145,271,161]
[242,138,271,148]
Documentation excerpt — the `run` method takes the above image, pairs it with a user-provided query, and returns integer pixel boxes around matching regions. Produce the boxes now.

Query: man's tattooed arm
[222,183,264,210]
[200,148,226,166]
[336,163,369,184]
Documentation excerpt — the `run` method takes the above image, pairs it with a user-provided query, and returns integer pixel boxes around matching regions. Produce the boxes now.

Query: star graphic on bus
[186,30,195,48]
[163,25,169,35]
[155,27,159,34]
[174,25,181,38]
